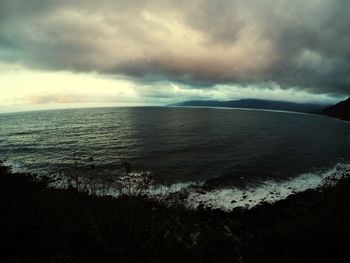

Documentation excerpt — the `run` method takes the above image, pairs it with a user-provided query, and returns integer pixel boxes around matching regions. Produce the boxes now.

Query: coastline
[1,161,350,262]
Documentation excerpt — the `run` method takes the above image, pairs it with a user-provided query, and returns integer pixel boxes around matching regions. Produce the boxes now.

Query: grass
[1,161,350,262]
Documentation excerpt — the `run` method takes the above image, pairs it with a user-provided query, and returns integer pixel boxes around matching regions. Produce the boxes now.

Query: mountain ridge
[322,97,350,121]
[169,99,329,114]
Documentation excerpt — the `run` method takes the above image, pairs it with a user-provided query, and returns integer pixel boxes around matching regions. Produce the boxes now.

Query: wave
[7,130,40,136]
[120,163,350,211]
[3,160,27,173]
[6,159,350,211]
[49,169,203,199]
[148,181,204,196]
[184,162,350,211]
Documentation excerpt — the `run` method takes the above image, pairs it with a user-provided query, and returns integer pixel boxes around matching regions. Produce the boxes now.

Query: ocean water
[1,107,350,210]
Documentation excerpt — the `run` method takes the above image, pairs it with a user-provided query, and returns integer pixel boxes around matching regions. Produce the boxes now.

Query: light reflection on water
[0,107,350,189]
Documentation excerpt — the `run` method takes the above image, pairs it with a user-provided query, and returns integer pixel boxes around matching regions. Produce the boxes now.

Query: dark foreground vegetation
[1,161,350,263]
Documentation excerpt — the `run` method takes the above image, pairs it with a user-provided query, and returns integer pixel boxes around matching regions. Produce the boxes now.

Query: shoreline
[1,161,350,262]
[13,159,350,212]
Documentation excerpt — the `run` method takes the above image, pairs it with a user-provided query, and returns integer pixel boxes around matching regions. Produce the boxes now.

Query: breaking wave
[4,158,350,211]
[46,162,350,211]
[184,163,350,211]
[3,160,27,173]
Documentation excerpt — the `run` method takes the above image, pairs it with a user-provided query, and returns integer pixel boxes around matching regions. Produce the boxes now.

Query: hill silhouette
[323,97,350,121]
[170,99,327,114]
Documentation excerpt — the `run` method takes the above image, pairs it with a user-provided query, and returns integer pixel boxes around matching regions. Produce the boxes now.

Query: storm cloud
[1,0,350,96]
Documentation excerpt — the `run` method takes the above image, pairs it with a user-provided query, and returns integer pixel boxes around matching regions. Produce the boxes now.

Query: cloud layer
[1,0,350,96]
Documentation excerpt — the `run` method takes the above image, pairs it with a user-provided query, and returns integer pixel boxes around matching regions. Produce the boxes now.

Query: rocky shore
[1,161,350,263]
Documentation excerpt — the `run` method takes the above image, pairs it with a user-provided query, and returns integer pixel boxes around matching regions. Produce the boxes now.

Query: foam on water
[4,159,350,212]
[147,181,204,196]
[3,160,26,173]
[48,169,203,199]
[184,162,350,211]
[55,162,350,211]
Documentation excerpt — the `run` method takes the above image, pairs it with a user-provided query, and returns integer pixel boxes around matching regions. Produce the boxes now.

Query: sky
[0,0,349,112]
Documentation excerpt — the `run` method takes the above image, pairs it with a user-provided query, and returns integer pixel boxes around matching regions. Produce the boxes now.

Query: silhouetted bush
[1,161,350,263]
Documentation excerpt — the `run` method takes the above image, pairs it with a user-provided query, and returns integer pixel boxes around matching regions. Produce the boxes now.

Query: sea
[1,107,350,210]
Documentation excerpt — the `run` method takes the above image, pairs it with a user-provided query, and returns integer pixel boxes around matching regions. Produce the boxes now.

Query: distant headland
[323,97,350,121]
[169,99,329,114]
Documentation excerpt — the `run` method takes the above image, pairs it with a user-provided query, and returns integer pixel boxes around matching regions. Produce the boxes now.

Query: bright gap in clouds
[0,65,147,113]
[0,64,343,113]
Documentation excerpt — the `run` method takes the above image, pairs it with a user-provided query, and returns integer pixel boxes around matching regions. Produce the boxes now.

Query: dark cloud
[0,0,350,96]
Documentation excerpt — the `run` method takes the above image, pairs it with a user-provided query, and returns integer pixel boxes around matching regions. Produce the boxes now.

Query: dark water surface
[1,107,350,189]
